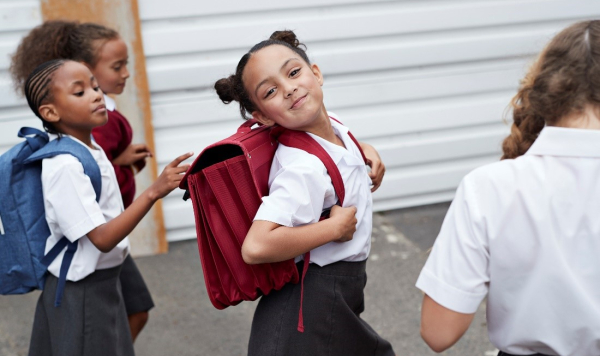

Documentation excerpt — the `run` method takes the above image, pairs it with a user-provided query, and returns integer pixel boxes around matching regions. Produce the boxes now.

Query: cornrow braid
[24,59,68,134]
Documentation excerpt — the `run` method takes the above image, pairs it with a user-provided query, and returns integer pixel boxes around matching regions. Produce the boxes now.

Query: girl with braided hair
[416,20,600,356]
[215,30,394,356]
[23,59,192,356]
[11,20,154,341]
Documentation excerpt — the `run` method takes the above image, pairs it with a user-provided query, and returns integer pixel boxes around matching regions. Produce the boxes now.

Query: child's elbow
[241,240,264,265]
[420,326,453,353]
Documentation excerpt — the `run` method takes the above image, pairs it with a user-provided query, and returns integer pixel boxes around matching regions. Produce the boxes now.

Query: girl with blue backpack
[214,30,395,356]
[22,59,191,356]
[10,20,155,342]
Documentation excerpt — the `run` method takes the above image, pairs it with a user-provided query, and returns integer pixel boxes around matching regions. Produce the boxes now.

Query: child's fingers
[167,152,194,168]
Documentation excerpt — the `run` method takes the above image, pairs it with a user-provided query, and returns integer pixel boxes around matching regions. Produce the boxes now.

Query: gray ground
[0,203,497,356]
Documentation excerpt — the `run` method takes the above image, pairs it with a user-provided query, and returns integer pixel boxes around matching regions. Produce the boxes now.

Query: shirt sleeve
[42,155,106,242]
[254,150,335,227]
[415,175,490,314]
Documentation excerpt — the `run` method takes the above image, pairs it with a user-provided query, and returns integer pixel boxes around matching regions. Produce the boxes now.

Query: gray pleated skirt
[248,260,395,356]
[119,255,154,315]
[28,264,134,356]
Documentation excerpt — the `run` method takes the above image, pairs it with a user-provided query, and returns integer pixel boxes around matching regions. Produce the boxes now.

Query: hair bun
[270,30,302,48]
[214,75,237,104]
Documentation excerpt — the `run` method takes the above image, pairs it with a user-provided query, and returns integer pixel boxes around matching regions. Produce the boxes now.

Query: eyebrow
[69,76,97,88]
[254,57,300,97]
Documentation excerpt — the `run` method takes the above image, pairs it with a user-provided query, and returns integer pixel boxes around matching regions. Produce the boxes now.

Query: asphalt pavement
[0,203,497,356]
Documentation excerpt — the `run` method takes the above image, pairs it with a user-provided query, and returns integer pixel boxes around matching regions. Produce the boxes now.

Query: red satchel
[179,118,366,332]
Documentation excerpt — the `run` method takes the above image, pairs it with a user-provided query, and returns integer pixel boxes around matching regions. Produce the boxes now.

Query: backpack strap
[276,129,348,333]
[328,116,368,164]
[24,135,102,307]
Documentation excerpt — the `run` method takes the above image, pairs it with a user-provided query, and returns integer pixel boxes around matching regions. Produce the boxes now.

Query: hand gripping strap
[277,130,346,333]
[24,135,101,307]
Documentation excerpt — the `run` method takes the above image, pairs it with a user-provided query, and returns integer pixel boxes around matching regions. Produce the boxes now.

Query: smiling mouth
[291,94,307,109]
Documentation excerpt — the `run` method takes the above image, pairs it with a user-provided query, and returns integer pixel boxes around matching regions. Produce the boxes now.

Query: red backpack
[179,118,366,332]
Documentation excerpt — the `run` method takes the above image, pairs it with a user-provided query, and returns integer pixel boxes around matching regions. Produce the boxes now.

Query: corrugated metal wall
[0,1,42,152]
[1,1,599,243]
[139,0,600,242]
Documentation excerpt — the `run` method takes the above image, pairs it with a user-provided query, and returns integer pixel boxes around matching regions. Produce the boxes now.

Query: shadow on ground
[0,203,496,356]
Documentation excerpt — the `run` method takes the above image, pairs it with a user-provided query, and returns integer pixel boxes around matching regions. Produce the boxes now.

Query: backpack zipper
[0,213,4,235]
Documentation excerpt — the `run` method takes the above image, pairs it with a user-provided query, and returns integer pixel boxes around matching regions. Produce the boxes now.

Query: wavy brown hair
[501,20,600,159]
[10,20,118,96]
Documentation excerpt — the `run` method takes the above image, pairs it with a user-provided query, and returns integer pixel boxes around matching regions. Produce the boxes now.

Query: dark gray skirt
[28,264,134,356]
[248,260,395,356]
[119,255,154,315]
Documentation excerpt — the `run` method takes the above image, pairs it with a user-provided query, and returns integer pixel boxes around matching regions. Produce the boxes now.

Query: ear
[311,63,324,86]
[251,111,275,127]
[39,104,60,124]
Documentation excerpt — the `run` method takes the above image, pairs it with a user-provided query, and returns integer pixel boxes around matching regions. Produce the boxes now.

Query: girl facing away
[215,30,395,356]
[23,59,191,356]
[11,20,154,341]
[416,20,600,356]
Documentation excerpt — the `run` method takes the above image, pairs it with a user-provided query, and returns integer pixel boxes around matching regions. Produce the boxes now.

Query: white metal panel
[138,0,600,241]
[0,1,43,155]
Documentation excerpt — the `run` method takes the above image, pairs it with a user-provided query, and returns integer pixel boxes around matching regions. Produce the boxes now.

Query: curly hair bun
[214,75,237,104]
[270,30,302,48]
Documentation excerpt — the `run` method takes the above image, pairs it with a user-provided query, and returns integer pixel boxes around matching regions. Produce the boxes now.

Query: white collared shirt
[253,114,373,266]
[416,127,600,356]
[103,94,116,111]
[41,135,129,282]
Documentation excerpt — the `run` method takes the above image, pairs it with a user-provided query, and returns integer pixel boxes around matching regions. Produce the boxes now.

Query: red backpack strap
[276,129,346,333]
[277,130,345,205]
[328,116,367,164]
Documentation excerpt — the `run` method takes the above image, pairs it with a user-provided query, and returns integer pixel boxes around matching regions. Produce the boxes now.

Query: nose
[122,66,130,79]
[284,82,297,98]
[93,87,103,102]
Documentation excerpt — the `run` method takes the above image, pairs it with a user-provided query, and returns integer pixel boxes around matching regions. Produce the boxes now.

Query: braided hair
[501,20,600,159]
[24,59,69,134]
[214,30,310,120]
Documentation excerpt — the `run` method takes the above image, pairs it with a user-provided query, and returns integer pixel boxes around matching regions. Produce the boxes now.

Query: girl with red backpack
[11,21,154,341]
[214,30,395,356]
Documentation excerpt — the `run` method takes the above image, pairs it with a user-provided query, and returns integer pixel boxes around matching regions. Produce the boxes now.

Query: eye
[93,86,100,92]
[74,91,84,97]
[264,88,276,99]
[113,66,121,72]
[290,68,300,77]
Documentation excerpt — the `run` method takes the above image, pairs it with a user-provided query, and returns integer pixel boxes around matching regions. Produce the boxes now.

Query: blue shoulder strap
[24,134,102,307]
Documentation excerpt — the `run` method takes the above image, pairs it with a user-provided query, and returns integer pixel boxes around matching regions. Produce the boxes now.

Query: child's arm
[420,294,475,352]
[242,205,357,264]
[86,152,193,252]
[112,143,152,167]
[358,141,385,192]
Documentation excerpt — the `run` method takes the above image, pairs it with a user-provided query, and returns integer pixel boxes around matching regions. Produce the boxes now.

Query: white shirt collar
[525,126,600,158]
[103,94,117,111]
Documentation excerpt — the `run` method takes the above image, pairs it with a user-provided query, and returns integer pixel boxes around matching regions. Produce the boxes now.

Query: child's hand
[113,143,153,166]
[330,205,357,242]
[148,152,193,201]
[359,142,385,192]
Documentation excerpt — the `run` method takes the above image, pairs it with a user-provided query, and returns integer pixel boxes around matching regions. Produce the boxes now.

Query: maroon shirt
[92,109,144,208]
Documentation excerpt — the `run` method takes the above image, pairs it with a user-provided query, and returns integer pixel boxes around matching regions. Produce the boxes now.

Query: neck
[554,105,600,130]
[58,127,95,149]
[302,106,345,147]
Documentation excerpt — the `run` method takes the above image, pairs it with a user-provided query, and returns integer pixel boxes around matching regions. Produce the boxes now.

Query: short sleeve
[415,176,490,314]
[254,150,335,227]
[42,155,106,242]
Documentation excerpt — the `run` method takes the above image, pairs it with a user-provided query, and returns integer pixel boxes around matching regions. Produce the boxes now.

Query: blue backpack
[0,127,101,307]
